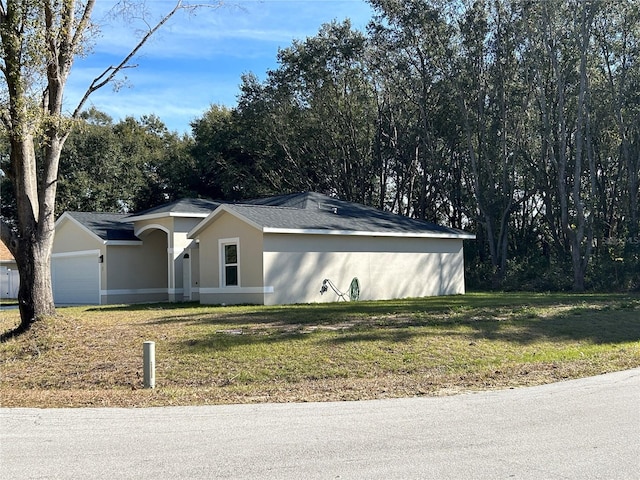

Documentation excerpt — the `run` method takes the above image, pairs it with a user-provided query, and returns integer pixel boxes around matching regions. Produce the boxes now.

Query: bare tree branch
[72,1,223,118]
[70,0,96,53]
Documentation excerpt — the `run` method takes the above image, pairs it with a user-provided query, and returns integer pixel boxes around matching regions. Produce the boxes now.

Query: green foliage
[14,0,635,294]
[233,20,379,202]
[56,110,193,214]
[189,105,272,200]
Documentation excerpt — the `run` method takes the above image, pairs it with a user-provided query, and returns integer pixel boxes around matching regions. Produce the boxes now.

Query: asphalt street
[1,368,639,479]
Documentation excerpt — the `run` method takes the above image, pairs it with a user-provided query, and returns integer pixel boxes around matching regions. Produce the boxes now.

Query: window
[219,238,240,287]
[224,244,238,286]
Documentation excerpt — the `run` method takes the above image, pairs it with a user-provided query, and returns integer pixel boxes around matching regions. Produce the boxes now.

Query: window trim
[219,237,240,287]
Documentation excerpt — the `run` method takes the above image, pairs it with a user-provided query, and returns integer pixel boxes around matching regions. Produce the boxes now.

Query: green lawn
[1,292,638,407]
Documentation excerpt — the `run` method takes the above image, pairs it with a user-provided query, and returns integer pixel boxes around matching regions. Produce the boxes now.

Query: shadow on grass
[167,293,640,352]
[89,292,576,315]
[464,307,640,345]
[85,302,205,313]
[148,292,631,326]
[181,323,434,353]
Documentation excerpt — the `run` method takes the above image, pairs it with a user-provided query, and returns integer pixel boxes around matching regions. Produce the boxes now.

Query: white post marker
[143,341,156,389]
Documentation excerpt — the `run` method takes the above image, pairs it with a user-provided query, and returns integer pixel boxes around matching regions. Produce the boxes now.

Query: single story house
[52,192,475,305]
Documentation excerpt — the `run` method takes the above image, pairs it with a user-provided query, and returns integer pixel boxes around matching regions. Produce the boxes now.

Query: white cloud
[65,0,373,133]
[92,0,372,59]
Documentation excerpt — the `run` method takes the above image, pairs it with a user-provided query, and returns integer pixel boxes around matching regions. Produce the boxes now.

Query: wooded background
[2,0,638,293]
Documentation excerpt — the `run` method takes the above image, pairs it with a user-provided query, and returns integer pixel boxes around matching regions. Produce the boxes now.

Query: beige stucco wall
[53,215,203,305]
[262,234,466,305]
[52,219,104,255]
[194,212,467,305]
[134,217,175,236]
[171,218,204,299]
[197,211,264,305]
[102,229,168,304]
[174,217,203,236]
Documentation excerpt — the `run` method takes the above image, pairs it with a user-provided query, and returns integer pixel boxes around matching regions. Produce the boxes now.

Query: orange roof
[0,241,15,261]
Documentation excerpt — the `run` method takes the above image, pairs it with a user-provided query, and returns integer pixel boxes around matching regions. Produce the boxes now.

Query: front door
[182,254,192,300]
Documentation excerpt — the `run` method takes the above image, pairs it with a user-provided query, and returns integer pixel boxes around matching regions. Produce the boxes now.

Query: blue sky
[65,0,374,135]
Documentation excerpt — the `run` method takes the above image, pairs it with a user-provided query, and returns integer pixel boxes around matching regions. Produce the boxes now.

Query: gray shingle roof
[126,198,221,219]
[64,212,139,242]
[62,193,472,240]
[227,193,470,236]
[242,192,323,209]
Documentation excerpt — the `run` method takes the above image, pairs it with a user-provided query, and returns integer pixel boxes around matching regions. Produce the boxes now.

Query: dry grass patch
[1,293,639,407]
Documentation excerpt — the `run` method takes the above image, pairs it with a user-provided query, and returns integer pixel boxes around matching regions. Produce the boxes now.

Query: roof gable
[56,212,140,244]
[126,198,221,222]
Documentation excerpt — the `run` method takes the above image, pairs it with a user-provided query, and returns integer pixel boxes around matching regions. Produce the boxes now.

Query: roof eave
[104,240,143,246]
[262,227,476,239]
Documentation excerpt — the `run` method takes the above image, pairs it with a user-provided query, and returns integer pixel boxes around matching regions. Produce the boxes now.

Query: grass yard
[1,292,639,408]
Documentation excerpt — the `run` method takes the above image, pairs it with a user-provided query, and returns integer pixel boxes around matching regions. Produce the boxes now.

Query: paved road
[2,369,639,479]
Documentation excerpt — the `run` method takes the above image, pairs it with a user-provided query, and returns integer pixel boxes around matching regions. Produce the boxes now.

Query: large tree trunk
[1,134,57,340]
[14,235,56,331]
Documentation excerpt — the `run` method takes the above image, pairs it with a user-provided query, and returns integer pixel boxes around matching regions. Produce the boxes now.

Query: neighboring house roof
[125,198,221,222]
[190,192,475,239]
[56,212,140,244]
[0,241,15,263]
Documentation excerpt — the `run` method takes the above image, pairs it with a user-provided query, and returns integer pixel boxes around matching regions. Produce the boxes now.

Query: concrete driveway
[1,369,639,479]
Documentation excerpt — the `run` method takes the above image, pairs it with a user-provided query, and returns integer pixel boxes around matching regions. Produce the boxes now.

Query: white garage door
[52,252,100,305]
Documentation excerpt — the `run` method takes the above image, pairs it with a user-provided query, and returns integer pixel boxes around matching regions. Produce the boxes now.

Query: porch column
[167,247,183,302]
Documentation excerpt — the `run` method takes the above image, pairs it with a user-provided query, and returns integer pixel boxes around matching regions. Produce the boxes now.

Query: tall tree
[368,0,455,220]
[190,104,270,200]
[0,0,221,338]
[525,0,599,291]
[456,0,532,286]
[57,110,190,214]
[590,0,640,289]
[241,20,378,203]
